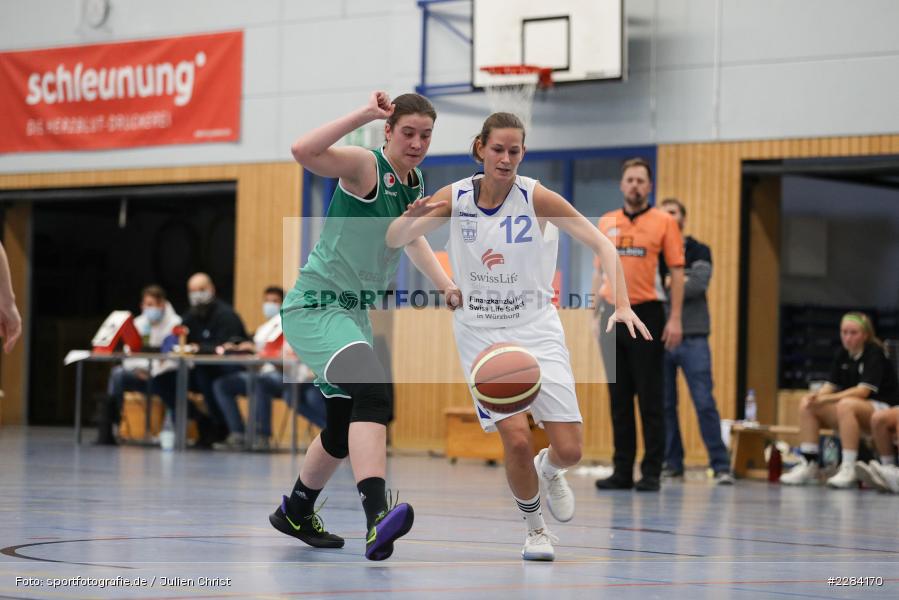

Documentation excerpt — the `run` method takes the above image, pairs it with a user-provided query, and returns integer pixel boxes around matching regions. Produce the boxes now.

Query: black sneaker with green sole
[269,495,345,548]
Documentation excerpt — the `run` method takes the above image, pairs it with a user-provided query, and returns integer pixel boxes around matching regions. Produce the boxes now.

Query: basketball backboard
[472,0,624,89]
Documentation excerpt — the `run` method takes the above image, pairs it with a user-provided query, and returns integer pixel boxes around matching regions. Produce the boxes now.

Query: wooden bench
[236,396,320,449]
[730,423,833,479]
[120,392,318,450]
[119,391,199,442]
[444,406,549,462]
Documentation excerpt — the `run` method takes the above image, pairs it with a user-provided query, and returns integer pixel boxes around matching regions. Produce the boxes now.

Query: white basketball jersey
[448,174,558,328]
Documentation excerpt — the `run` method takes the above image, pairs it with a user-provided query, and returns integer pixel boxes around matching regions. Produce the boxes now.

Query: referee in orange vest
[592,158,684,492]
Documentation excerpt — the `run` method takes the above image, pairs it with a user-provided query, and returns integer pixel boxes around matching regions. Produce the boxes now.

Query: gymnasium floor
[1,428,896,599]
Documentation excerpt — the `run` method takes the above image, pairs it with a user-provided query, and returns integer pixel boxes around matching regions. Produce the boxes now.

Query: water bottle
[159,413,175,451]
[139,319,152,348]
[767,443,783,482]
[822,435,840,469]
[744,389,758,425]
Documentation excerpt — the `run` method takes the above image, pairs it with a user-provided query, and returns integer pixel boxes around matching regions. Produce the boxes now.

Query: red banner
[0,31,242,153]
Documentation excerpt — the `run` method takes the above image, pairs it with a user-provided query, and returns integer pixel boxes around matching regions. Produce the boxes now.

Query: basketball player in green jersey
[269,91,460,561]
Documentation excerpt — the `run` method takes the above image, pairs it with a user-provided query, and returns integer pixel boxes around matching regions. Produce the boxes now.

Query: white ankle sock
[841,450,857,466]
[540,450,563,479]
[513,492,546,532]
[800,442,819,455]
[880,455,897,466]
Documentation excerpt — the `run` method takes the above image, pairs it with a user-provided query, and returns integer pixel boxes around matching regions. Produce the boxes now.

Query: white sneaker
[714,471,735,485]
[826,464,858,489]
[522,527,558,561]
[871,463,899,494]
[780,457,820,485]
[252,437,272,452]
[855,460,889,492]
[534,448,575,522]
[212,432,245,451]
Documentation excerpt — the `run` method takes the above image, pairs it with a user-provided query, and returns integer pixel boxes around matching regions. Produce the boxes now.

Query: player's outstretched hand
[403,196,447,218]
[366,91,395,120]
[606,307,652,341]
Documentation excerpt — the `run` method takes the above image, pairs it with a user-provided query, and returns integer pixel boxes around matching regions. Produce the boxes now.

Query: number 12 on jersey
[500,215,533,244]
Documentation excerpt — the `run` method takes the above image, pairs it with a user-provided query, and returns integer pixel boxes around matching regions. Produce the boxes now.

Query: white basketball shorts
[453,309,582,433]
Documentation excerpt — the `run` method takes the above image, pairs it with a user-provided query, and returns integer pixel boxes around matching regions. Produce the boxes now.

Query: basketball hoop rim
[479,64,554,89]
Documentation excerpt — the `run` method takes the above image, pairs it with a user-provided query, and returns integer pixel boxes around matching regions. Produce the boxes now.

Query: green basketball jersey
[289,147,424,309]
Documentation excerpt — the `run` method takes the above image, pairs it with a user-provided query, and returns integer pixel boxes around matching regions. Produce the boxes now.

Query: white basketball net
[481,68,549,132]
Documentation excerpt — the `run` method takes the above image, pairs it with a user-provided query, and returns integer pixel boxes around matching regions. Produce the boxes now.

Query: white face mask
[188,290,213,307]
[262,301,280,319]
[143,306,164,324]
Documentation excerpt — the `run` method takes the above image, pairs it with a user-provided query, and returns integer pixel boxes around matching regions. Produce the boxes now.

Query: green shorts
[282,300,373,399]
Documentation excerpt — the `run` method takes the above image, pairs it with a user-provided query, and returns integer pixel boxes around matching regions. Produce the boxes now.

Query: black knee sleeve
[325,342,393,426]
[319,397,352,459]
[319,426,349,459]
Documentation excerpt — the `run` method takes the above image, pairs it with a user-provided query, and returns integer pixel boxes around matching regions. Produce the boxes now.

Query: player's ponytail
[470,112,526,164]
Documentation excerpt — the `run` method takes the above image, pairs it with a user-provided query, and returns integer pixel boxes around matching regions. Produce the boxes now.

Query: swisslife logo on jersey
[481,249,504,270]
[383,173,396,188]
[468,246,520,285]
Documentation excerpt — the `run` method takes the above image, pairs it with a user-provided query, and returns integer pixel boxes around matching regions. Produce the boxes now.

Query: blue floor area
[0,427,897,599]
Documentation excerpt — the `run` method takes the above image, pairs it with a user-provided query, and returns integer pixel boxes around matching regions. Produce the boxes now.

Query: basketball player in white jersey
[387,112,650,561]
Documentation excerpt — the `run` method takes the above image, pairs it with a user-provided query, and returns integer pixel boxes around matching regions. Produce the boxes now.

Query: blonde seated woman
[781,312,899,488]
[856,406,899,493]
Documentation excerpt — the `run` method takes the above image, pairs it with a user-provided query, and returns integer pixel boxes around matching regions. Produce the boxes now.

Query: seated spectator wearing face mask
[181,272,249,355]
[95,285,181,445]
[153,272,249,448]
[212,286,327,451]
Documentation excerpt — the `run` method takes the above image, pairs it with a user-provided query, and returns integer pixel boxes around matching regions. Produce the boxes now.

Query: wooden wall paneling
[745,176,781,424]
[656,142,740,465]
[0,165,236,190]
[234,163,301,332]
[390,308,469,452]
[725,142,744,416]
[282,207,302,299]
[558,310,612,460]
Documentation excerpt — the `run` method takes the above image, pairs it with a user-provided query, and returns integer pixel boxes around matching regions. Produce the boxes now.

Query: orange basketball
[470,343,541,414]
